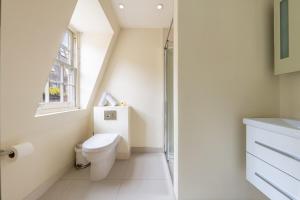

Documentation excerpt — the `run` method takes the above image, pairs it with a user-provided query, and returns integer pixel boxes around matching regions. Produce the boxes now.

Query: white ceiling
[111,0,173,28]
[70,0,113,33]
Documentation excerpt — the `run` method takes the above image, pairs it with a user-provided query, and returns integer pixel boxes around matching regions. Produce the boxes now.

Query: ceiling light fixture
[157,4,164,10]
[119,4,125,9]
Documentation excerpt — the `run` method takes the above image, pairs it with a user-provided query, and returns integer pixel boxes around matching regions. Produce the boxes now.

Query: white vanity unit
[243,118,300,200]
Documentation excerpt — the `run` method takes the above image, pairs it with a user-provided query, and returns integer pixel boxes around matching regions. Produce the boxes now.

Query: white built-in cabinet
[244,118,300,200]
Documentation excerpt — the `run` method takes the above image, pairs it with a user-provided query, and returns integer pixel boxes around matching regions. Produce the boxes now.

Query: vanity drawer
[247,153,300,200]
[246,126,300,180]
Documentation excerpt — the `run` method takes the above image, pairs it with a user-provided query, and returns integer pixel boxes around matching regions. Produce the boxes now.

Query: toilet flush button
[104,110,117,120]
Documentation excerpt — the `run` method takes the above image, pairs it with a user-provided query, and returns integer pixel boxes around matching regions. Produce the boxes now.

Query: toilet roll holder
[0,149,15,158]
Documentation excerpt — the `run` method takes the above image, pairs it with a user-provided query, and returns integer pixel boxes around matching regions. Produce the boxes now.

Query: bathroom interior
[1,0,300,200]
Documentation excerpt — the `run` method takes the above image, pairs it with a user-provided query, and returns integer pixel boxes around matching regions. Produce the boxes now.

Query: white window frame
[37,27,80,114]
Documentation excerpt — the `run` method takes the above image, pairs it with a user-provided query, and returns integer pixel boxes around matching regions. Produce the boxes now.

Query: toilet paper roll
[9,142,34,160]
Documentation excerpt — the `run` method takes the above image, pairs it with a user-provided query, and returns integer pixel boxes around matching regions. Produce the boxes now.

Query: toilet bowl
[82,133,120,181]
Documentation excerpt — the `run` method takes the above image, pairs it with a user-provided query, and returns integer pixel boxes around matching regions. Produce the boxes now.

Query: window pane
[62,31,70,49]
[64,85,75,104]
[58,46,71,64]
[59,31,73,65]
[40,29,77,108]
[63,67,76,85]
[49,62,62,82]
[49,82,61,102]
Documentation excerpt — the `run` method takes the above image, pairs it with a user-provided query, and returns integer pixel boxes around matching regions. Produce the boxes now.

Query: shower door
[164,48,174,179]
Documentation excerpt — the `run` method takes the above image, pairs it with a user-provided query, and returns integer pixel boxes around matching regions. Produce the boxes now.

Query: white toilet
[82,133,120,181]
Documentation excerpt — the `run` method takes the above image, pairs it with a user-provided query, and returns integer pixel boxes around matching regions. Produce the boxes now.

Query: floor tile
[106,159,130,180]
[39,180,71,200]
[125,153,169,180]
[63,167,90,180]
[39,153,174,200]
[40,180,121,200]
[65,180,121,200]
[117,180,175,200]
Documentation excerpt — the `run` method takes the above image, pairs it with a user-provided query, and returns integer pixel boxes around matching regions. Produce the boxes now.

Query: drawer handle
[255,141,300,162]
[255,172,297,200]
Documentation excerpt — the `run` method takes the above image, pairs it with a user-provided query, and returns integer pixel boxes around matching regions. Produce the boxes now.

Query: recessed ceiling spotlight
[157,4,164,10]
[119,4,125,9]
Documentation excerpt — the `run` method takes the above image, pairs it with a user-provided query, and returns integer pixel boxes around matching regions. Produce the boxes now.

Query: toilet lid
[82,133,119,152]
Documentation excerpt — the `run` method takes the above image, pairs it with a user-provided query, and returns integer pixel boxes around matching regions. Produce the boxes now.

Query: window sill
[35,107,82,117]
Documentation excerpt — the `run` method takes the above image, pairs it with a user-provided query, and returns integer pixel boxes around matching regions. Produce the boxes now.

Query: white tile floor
[39,153,175,200]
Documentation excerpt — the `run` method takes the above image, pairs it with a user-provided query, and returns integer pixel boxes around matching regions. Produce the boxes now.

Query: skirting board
[24,163,73,200]
[131,147,164,153]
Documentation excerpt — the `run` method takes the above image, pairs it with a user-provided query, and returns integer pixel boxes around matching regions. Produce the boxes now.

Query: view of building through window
[42,29,78,108]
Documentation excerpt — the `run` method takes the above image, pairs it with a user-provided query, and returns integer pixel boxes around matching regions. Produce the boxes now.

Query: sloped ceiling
[70,0,113,33]
[70,0,115,109]
[33,0,115,110]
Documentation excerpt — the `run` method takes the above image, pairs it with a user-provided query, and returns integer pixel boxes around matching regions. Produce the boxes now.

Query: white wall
[175,0,279,199]
[0,0,120,199]
[0,1,87,200]
[95,29,164,148]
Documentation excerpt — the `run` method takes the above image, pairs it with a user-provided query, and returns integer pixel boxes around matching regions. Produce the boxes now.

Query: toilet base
[82,133,120,181]
[90,150,116,181]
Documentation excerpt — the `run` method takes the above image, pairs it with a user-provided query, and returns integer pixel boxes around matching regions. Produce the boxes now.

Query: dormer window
[38,28,79,113]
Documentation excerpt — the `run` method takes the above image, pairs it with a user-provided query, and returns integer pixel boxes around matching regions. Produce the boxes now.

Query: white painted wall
[95,29,164,148]
[0,1,86,199]
[0,0,120,199]
[174,0,279,199]
[80,32,113,108]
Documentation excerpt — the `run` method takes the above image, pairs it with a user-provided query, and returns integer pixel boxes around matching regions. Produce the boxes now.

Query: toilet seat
[82,133,119,153]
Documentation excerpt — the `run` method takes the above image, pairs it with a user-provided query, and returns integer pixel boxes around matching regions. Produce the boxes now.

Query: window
[40,29,79,111]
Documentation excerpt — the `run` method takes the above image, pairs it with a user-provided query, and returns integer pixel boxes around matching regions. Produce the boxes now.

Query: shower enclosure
[164,20,174,180]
